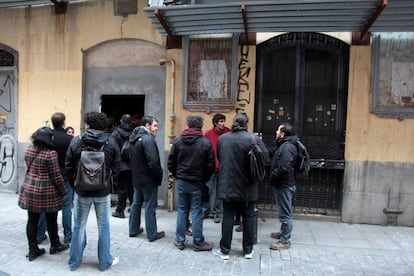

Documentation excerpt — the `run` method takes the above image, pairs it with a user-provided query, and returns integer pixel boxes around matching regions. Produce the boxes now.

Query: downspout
[159,58,176,143]
[159,58,176,212]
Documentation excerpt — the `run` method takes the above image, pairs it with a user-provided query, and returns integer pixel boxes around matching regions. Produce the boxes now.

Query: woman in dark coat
[18,127,68,261]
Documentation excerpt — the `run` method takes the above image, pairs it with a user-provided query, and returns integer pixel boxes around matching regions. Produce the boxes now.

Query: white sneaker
[244,249,254,259]
[212,247,229,260]
[111,256,119,267]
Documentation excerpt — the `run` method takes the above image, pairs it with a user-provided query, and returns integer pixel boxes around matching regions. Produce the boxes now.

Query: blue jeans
[129,188,144,235]
[272,185,296,242]
[62,179,73,243]
[68,194,114,271]
[37,212,47,242]
[202,173,222,215]
[175,179,204,245]
[129,187,158,240]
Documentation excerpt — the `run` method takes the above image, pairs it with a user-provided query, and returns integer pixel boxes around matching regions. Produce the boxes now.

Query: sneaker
[193,241,213,252]
[213,214,221,223]
[270,241,291,250]
[112,211,125,219]
[235,223,243,232]
[270,232,281,239]
[174,240,185,250]
[244,249,254,259]
[148,231,165,242]
[212,247,229,260]
[129,227,144,237]
[111,256,119,268]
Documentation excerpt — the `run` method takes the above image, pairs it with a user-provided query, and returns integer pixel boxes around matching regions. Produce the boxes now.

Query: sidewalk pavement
[0,191,414,276]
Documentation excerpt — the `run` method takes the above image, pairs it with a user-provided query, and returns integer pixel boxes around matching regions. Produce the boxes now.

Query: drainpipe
[159,58,176,142]
[159,58,176,212]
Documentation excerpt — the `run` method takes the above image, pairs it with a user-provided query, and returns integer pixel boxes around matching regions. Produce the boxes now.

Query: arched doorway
[0,45,18,192]
[255,33,350,215]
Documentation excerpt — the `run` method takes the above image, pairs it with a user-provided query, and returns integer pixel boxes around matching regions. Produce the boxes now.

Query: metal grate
[258,165,343,216]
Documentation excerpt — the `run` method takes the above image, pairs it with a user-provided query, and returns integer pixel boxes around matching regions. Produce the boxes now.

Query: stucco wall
[0,0,164,142]
[342,46,414,226]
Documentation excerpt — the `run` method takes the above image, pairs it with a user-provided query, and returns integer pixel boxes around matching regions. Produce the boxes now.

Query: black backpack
[248,134,266,185]
[293,139,311,178]
[120,140,131,161]
[75,139,108,191]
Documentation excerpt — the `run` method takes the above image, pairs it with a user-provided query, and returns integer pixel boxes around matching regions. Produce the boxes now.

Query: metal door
[255,33,349,215]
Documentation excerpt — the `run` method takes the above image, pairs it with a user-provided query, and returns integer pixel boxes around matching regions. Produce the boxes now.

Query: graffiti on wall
[0,72,17,187]
[0,135,16,186]
[236,45,251,114]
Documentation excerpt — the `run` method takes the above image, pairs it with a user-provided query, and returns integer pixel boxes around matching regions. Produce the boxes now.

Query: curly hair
[84,112,108,130]
[186,115,203,129]
[31,127,55,150]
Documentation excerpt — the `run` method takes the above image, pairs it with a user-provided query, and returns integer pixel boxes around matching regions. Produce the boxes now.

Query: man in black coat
[111,114,134,219]
[128,115,164,242]
[269,122,298,250]
[51,112,73,244]
[168,116,215,251]
[213,113,268,260]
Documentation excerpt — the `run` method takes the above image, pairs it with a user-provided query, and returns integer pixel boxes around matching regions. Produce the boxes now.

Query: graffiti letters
[0,135,17,186]
[0,74,14,112]
[236,45,251,114]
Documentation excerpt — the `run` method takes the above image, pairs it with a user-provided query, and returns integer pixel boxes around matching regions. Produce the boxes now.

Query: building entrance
[255,33,350,216]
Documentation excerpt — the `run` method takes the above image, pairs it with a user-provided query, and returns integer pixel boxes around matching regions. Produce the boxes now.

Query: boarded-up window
[371,32,414,118]
[184,36,236,112]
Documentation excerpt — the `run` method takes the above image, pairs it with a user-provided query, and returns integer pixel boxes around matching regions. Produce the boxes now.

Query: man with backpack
[212,113,268,260]
[111,114,135,219]
[269,122,298,250]
[65,112,120,271]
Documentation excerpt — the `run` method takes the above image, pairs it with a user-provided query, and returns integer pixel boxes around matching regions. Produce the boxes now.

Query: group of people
[18,110,299,270]
[169,113,299,259]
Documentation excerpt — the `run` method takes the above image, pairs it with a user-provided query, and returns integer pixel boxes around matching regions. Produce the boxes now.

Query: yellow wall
[0,0,164,142]
[346,46,414,162]
[165,46,257,141]
[1,0,413,162]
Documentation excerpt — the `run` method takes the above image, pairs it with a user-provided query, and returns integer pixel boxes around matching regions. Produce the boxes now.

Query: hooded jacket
[65,129,121,197]
[217,126,268,202]
[168,128,214,190]
[129,126,163,189]
[111,123,134,171]
[269,135,298,188]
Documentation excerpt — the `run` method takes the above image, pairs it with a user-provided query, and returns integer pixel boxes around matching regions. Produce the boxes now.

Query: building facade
[0,0,413,226]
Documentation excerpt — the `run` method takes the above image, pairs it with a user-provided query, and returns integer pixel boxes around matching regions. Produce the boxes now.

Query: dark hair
[232,113,249,128]
[51,112,65,129]
[84,112,108,130]
[31,127,55,150]
[212,113,226,126]
[120,114,132,124]
[106,117,117,130]
[187,116,203,129]
[280,122,294,136]
[140,115,158,126]
[65,126,74,133]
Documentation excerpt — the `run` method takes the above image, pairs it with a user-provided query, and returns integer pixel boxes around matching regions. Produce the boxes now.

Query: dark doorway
[101,95,145,124]
[255,33,349,216]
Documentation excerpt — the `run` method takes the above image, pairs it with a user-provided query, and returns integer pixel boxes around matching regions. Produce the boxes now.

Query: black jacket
[168,128,214,190]
[217,127,268,202]
[129,126,163,189]
[53,127,73,178]
[111,123,134,171]
[65,129,121,197]
[269,135,298,188]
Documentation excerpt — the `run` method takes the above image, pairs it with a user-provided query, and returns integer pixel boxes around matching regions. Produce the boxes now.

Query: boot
[27,243,46,261]
[50,241,69,254]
